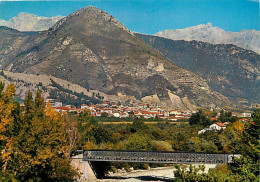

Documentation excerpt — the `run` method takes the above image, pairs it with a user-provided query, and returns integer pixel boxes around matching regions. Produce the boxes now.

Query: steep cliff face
[155,23,260,55]
[0,12,64,32]
[0,6,231,109]
[136,33,260,104]
[0,26,29,69]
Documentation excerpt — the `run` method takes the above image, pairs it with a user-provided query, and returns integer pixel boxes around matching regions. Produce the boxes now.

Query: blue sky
[0,0,259,34]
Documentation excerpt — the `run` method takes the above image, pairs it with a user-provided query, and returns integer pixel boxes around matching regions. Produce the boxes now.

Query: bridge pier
[70,154,97,180]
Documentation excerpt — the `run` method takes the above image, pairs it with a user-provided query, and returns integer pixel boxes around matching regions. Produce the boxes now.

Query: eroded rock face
[136,33,260,105]
[155,23,260,55]
[0,6,232,109]
[0,12,64,32]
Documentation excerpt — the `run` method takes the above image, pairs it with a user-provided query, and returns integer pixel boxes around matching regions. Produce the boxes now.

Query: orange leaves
[0,84,16,136]
[45,102,59,121]
[0,83,17,174]
[233,121,244,131]
[232,121,244,140]
[0,85,76,180]
[2,83,16,103]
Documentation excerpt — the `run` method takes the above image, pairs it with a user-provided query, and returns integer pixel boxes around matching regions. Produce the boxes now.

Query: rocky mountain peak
[50,6,130,34]
[16,12,37,18]
[155,24,260,54]
[0,12,64,31]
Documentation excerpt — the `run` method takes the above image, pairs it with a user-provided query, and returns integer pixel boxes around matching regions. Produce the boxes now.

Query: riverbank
[87,164,217,182]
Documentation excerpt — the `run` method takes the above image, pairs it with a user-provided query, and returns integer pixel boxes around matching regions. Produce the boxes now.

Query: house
[209,122,226,131]
[169,116,178,121]
[141,111,159,118]
[112,113,120,118]
[198,128,213,134]
[120,112,129,118]
[242,112,251,118]
[169,110,179,116]
[81,104,88,109]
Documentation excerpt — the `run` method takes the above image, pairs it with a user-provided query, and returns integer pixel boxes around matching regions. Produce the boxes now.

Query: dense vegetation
[0,83,77,181]
[0,82,259,181]
[174,109,260,181]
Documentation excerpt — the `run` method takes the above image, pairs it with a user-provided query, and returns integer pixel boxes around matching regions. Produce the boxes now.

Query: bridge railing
[82,150,231,164]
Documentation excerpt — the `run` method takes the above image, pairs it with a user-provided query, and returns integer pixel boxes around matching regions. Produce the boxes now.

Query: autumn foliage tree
[0,86,77,181]
[0,81,16,179]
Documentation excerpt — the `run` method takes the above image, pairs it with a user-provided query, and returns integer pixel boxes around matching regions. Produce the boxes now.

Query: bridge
[71,150,237,180]
[82,150,232,164]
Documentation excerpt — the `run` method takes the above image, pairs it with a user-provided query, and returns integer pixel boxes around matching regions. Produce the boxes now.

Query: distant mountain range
[155,23,260,55]
[0,7,259,109]
[2,13,259,55]
[0,12,64,31]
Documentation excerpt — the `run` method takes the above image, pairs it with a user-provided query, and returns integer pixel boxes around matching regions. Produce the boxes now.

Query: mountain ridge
[155,23,260,55]
[135,33,260,105]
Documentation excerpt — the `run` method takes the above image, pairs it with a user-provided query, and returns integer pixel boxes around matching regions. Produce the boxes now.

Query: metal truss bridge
[81,150,234,164]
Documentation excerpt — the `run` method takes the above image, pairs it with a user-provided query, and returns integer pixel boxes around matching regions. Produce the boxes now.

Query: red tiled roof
[169,116,178,119]
[55,106,71,110]
[62,111,68,115]
[215,122,226,127]
[142,111,159,115]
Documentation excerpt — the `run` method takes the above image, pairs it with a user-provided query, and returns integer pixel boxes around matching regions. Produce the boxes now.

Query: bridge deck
[83,150,231,164]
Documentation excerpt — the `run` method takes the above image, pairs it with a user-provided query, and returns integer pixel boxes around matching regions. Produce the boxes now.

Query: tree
[101,112,108,117]
[130,119,146,133]
[174,164,210,182]
[0,82,16,175]
[63,115,80,154]
[78,109,92,133]
[34,90,45,118]
[125,133,155,151]
[24,90,34,121]
[218,109,237,123]
[0,88,77,181]
[228,109,260,181]
[174,163,234,182]
[189,110,212,126]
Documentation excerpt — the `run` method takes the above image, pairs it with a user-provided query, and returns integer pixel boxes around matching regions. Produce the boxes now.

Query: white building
[209,122,226,131]
[81,104,88,109]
